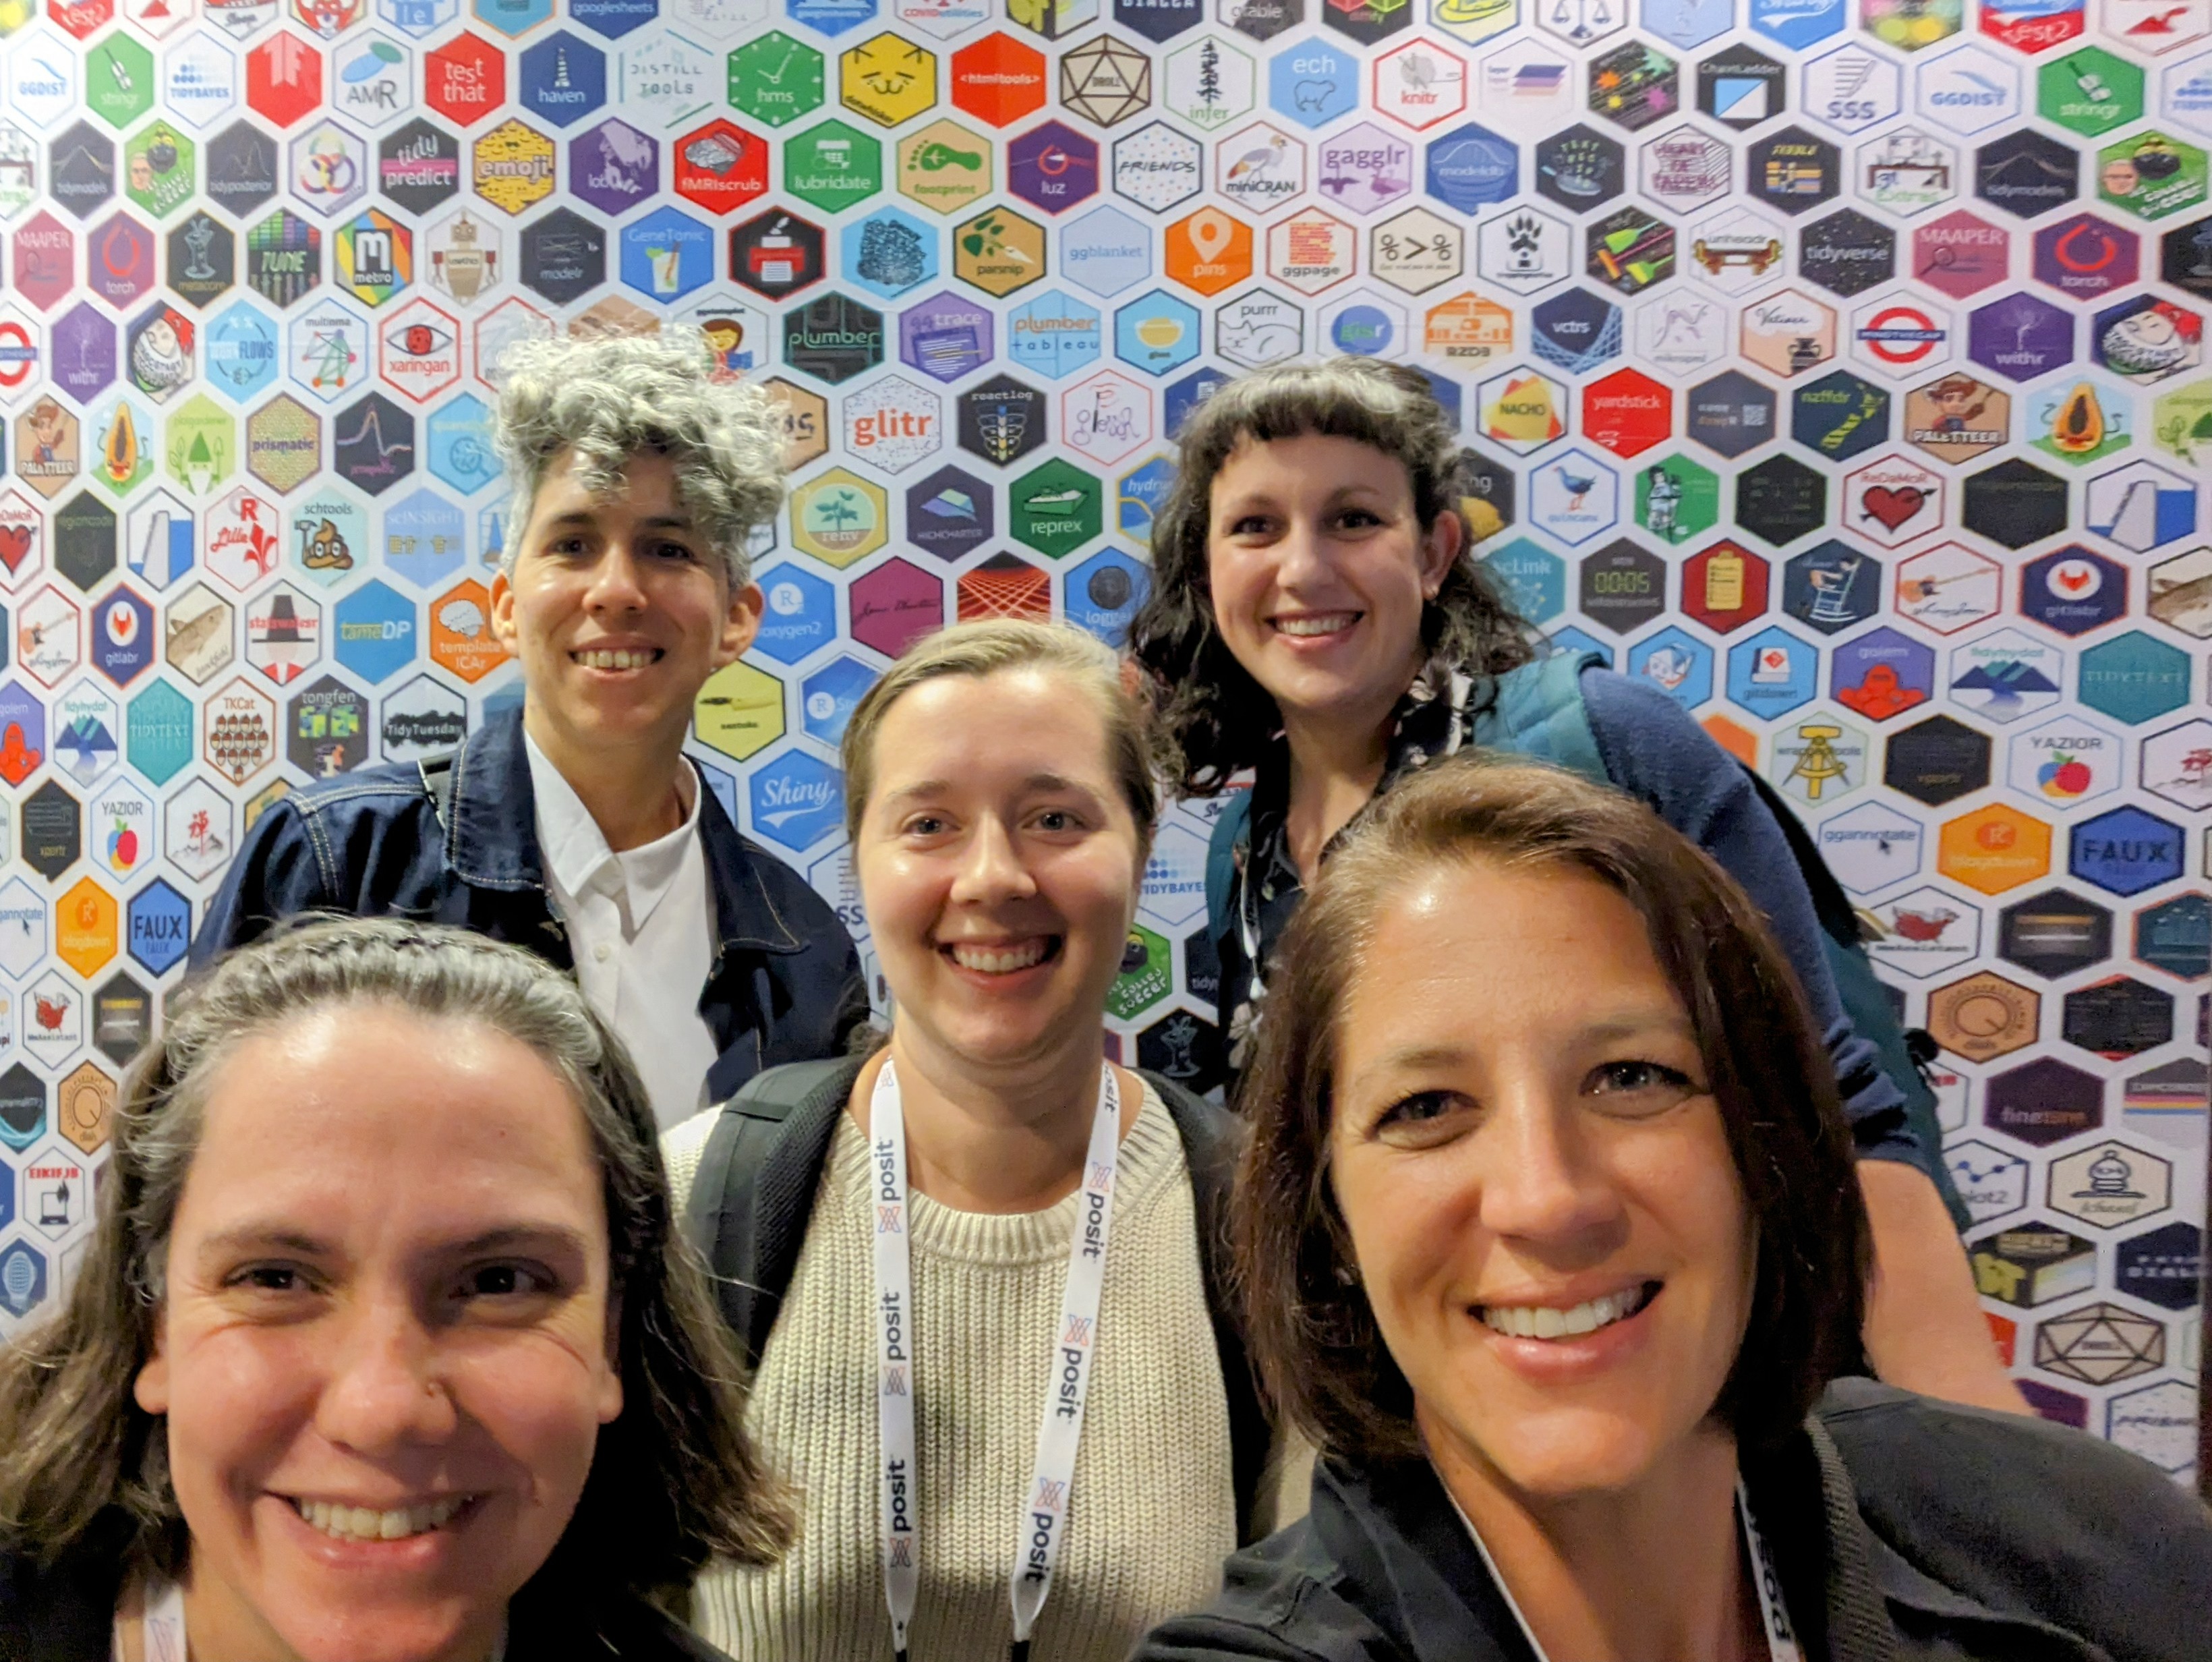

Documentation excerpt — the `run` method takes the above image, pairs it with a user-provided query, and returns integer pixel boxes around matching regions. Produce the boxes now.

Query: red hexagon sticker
[246,32,326,132]
[1581,369,1671,459]
[674,121,772,217]
[951,34,1047,130]
[426,34,506,130]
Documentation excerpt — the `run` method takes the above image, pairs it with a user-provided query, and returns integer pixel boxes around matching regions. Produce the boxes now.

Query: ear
[134,1321,171,1416]
[597,1294,624,1426]
[1418,508,1465,600]
[489,571,521,661]
[716,581,764,669]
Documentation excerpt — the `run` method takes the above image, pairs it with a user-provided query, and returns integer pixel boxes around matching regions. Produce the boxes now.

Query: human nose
[312,1295,460,1454]
[948,815,1038,906]
[1272,517,1330,590]
[1475,1084,1627,1250]
[582,541,649,613]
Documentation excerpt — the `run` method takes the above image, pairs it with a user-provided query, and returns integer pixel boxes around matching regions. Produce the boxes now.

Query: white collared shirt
[525,733,719,1128]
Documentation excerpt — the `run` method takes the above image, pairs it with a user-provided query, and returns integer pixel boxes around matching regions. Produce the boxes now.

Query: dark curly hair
[1126,359,1536,793]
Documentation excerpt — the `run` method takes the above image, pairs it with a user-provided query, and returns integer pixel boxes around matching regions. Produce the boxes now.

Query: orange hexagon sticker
[1926,971,2041,1062]
[430,580,506,683]
[55,878,118,979]
[59,1060,116,1156]
[1937,803,2051,895]
[1164,206,1254,296]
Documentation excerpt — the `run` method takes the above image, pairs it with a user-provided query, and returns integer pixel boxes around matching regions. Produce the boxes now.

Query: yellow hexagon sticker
[898,119,994,215]
[695,660,788,763]
[953,205,1047,298]
[790,467,889,569]
[841,34,937,129]
[1938,803,2051,896]
[55,878,118,980]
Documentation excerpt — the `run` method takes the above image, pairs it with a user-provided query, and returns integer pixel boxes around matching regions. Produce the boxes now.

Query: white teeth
[294,1495,467,1541]
[1274,614,1358,638]
[1480,1285,1651,1342]
[948,940,1049,973]
[575,649,659,669]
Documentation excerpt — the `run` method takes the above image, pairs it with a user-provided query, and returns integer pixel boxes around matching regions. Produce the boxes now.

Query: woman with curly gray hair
[194,331,869,1126]
[0,917,789,1662]
[1126,357,2026,1417]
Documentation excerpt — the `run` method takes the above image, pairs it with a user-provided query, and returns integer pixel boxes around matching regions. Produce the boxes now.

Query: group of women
[2,360,2205,1662]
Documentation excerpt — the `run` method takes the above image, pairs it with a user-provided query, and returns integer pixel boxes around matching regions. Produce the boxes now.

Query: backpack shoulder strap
[1203,790,1253,952]
[685,1055,862,1366]
[1468,652,1608,787]
[416,751,457,833]
[1142,1068,1272,1544]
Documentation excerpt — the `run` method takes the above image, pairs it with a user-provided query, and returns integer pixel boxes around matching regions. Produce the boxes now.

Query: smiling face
[854,667,1144,1081]
[490,449,764,764]
[134,1004,624,1662]
[1327,858,1754,1505]
[1204,432,1463,741]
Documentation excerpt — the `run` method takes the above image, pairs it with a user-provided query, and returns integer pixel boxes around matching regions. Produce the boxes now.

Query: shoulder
[1574,664,1724,759]
[0,1535,123,1661]
[249,760,437,834]
[1134,1520,1398,1662]
[702,804,856,958]
[1819,1379,2212,1617]
[660,1108,720,1215]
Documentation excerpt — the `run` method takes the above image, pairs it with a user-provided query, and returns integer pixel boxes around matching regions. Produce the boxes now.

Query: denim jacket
[192,706,869,1100]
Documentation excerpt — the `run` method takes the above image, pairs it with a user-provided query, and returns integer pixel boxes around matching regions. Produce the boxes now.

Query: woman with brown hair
[1136,758,2211,1662]
[1126,355,2019,1413]
[0,917,787,1662]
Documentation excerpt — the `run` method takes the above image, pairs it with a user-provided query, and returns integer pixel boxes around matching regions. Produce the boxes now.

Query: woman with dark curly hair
[1126,358,2020,1414]
[1137,760,2212,1662]
[0,917,788,1662]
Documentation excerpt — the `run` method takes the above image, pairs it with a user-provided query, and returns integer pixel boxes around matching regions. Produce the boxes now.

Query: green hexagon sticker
[126,680,194,786]
[790,466,888,568]
[124,121,196,221]
[2150,378,2212,468]
[164,395,237,494]
[1634,453,1720,544]
[1107,923,1171,1021]
[1010,458,1103,558]
[2037,49,2143,140]
[728,33,825,129]
[2098,131,2209,223]
[783,119,883,214]
[88,34,156,130]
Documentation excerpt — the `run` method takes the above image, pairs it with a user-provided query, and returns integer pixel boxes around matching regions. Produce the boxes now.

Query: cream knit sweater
[664,1083,1237,1662]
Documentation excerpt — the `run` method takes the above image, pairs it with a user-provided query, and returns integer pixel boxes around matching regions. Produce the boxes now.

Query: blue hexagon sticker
[382,487,467,590]
[0,1240,47,1321]
[1727,626,1820,719]
[620,206,715,304]
[426,393,500,497]
[1749,0,1844,51]
[204,301,281,405]
[380,0,461,38]
[519,33,608,128]
[125,679,194,785]
[1005,289,1103,380]
[1064,546,1151,646]
[842,205,940,301]
[1627,625,1715,708]
[799,654,877,747]
[1116,455,1175,539]
[126,876,192,976]
[333,579,418,685]
[569,0,659,39]
[1115,289,1202,376]
[1480,536,1567,625]
[92,587,157,689]
[1162,364,1232,438]
[748,747,843,853]
[2070,805,2184,897]
[1647,0,1737,50]
[1059,204,1152,299]
[1426,123,1519,214]
[751,561,837,665]
[2078,631,2192,725]
[1269,38,1360,130]
[473,0,552,36]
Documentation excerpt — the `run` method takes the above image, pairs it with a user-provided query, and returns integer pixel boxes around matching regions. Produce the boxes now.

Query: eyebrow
[195,1222,595,1262]
[538,511,701,536]
[1347,1012,1698,1085]
[881,772,1101,805]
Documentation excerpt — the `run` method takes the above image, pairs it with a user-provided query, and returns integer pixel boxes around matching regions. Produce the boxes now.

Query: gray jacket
[1135,1379,2212,1662]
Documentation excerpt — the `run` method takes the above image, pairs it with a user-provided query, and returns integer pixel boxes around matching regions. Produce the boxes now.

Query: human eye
[1372,1089,1477,1147]
[1336,506,1384,529]
[649,539,700,563]
[1585,1059,1703,1114]
[1225,512,1275,538]
[457,1261,557,1302]
[223,1261,319,1299]
[1031,805,1090,834]
[901,812,950,838]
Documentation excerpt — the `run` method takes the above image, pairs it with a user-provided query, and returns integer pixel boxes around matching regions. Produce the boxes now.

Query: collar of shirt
[523,731,703,940]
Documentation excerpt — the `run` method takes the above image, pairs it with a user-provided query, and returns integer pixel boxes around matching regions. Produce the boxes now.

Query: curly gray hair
[493,331,786,588]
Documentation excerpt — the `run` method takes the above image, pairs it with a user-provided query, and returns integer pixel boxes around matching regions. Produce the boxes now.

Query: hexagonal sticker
[1684,369,1778,459]
[2071,803,2185,895]
[2078,630,2192,724]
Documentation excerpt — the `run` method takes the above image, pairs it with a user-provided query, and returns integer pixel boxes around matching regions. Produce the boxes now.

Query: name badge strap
[1736,1479,1802,1662]
[1007,1064,1123,1657]
[142,1572,187,1661]
[871,1060,921,1662]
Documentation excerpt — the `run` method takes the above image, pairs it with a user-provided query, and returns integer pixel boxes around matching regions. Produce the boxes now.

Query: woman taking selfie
[0,919,786,1662]
[1139,759,2211,1662]
[666,621,1269,1662]
[1127,357,2018,1414]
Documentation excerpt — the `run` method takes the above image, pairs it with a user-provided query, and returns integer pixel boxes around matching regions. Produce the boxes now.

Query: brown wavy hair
[1126,359,1536,793]
[1232,757,1869,1462]
[0,917,790,1601]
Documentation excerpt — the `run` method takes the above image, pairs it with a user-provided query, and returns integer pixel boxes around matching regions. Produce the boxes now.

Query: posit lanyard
[868,1057,1125,1662]
[125,1574,509,1662]
[1450,1477,1801,1662]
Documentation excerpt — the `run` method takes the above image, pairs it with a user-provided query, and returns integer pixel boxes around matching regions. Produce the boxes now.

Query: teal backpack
[1202,653,1971,1232]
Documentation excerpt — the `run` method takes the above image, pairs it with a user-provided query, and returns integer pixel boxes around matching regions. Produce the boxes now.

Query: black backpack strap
[1144,1068,1273,1545]
[685,1055,865,1367]
[417,751,457,833]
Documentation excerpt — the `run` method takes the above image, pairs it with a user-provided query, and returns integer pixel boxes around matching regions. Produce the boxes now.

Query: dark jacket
[0,1517,732,1662]
[1136,1379,2212,1662]
[191,706,869,1101]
